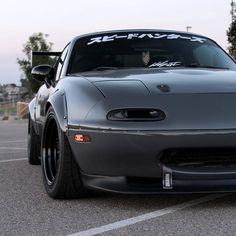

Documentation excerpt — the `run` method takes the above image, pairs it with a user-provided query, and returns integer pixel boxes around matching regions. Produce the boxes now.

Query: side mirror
[31,64,54,83]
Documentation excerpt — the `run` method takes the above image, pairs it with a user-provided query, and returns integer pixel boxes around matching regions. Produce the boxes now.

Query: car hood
[76,68,236,130]
[80,68,236,95]
[67,68,236,130]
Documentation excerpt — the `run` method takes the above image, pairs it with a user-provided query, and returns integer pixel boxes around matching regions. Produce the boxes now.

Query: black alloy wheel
[42,107,89,199]
[42,117,59,185]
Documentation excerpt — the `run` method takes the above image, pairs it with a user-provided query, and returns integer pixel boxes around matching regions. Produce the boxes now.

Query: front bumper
[80,172,236,194]
[67,127,236,193]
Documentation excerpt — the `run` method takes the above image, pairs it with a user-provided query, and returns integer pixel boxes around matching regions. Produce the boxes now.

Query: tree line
[17,33,55,96]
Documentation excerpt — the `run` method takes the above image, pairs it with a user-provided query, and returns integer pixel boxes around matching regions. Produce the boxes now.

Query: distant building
[0,84,29,102]
[5,84,20,99]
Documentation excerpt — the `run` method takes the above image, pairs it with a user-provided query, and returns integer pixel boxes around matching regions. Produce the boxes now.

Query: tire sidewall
[28,117,40,165]
[41,108,66,197]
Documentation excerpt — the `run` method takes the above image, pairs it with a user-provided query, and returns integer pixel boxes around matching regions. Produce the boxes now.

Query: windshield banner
[87,33,207,45]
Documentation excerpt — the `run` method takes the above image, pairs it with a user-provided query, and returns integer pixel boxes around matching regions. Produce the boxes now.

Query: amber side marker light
[74,134,91,143]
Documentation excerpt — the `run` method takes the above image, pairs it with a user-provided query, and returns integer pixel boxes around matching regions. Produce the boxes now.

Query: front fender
[47,89,68,132]
[28,97,36,122]
[58,77,104,127]
[46,77,104,132]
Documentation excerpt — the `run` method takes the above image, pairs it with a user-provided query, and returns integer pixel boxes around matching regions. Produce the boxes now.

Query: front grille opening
[161,148,236,168]
[127,177,162,187]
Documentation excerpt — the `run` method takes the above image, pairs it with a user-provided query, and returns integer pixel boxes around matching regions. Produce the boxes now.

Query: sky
[0,0,232,85]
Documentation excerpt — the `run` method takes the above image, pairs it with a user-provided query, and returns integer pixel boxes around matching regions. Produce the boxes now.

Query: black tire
[28,117,41,165]
[41,107,89,199]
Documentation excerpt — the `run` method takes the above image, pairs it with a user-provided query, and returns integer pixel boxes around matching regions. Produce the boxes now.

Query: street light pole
[186,26,192,32]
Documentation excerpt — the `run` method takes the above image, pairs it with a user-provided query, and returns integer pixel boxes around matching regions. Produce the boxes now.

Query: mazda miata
[28,30,236,198]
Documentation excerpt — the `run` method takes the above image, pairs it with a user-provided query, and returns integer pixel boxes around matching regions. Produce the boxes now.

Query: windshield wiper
[185,64,229,70]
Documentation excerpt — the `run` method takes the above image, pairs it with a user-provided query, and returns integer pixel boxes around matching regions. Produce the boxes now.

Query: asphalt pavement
[1,120,236,236]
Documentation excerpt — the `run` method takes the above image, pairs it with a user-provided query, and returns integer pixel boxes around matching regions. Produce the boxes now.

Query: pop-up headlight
[107,108,166,121]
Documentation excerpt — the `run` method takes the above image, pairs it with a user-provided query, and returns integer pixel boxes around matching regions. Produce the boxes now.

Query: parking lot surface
[1,120,236,236]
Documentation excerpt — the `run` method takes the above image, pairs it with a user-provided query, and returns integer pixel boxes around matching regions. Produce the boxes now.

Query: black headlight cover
[107,108,166,121]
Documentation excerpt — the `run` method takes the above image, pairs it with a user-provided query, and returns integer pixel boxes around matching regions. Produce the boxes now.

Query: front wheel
[41,107,89,199]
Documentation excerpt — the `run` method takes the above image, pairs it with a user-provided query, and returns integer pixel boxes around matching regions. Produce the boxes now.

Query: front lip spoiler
[81,172,236,194]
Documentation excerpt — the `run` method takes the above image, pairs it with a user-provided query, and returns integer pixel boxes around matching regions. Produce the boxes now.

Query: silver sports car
[28,29,236,198]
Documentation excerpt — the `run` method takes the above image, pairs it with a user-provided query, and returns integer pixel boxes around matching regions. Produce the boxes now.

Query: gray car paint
[62,68,236,131]
[29,30,236,193]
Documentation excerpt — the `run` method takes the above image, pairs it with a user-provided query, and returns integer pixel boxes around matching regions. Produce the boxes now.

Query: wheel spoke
[47,149,55,182]
[53,146,58,169]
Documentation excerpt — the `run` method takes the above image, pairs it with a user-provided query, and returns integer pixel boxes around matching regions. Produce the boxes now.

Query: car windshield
[69,31,236,73]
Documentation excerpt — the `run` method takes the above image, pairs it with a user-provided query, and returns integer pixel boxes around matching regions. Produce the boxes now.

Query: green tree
[17,32,55,95]
[227,20,236,59]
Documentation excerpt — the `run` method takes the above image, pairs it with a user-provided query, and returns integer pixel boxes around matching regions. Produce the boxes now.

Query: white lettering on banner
[127,33,139,39]
[87,33,207,45]
[191,36,207,43]
[138,34,154,39]
[116,35,128,39]
[154,34,168,39]
[87,37,102,45]
[102,35,117,42]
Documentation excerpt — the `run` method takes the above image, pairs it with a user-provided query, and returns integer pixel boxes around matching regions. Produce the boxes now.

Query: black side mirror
[31,65,54,87]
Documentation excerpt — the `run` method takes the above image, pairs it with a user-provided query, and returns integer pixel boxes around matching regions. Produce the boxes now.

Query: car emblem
[157,84,170,92]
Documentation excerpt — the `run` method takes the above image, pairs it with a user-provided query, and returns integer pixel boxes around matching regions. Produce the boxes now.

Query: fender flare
[28,97,36,122]
[46,89,68,133]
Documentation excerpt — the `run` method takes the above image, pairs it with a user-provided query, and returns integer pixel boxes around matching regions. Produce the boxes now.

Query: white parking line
[0,147,26,150]
[0,140,26,144]
[68,193,229,236]
[0,158,28,163]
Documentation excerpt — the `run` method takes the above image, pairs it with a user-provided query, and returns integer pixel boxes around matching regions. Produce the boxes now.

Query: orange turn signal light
[74,134,91,143]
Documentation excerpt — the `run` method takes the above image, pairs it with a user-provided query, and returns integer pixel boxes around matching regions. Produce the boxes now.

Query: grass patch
[0,106,17,114]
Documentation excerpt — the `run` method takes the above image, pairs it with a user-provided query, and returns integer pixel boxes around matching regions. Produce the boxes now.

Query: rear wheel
[27,117,40,165]
[42,107,89,199]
